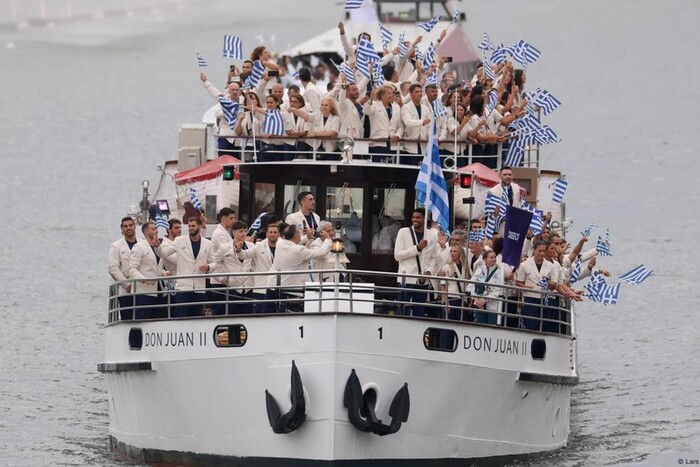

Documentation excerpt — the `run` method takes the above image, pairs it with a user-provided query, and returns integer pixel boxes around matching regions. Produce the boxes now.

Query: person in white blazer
[109,216,140,320]
[157,217,216,317]
[238,223,280,313]
[199,73,242,156]
[467,250,505,325]
[515,241,559,331]
[129,221,166,319]
[438,245,471,322]
[400,83,431,164]
[213,221,255,315]
[488,165,524,212]
[208,207,236,313]
[160,218,181,274]
[285,191,321,245]
[336,80,370,157]
[304,98,341,159]
[364,85,403,162]
[266,224,333,312]
[299,67,322,114]
[394,208,439,317]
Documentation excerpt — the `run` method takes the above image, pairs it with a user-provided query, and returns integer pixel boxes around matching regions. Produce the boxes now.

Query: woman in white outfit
[468,249,504,325]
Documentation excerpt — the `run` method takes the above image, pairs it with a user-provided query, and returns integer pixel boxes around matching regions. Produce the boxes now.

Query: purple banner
[502,206,533,267]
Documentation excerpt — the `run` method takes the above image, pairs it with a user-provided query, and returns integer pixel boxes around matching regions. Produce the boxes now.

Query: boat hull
[101,313,576,465]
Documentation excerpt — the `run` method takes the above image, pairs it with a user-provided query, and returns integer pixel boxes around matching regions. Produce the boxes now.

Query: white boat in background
[100,1,579,465]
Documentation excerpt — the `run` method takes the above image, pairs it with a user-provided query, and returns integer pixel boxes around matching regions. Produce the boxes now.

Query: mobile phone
[444,57,453,63]
[268,70,279,77]
[230,65,237,72]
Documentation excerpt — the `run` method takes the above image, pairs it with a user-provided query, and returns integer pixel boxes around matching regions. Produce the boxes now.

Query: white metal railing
[212,134,514,169]
[108,268,574,337]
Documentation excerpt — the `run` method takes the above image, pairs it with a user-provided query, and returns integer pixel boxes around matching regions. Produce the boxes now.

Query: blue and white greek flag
[249,212,269,231]
[484,191,506,216]
[484,214,500,239]
[432,98,447,118]
[585,271,606,299]
[398,32,409,58]
[373,68,385,87]
[356,54,371,80]
[161,278,176,296]
[379,23,392,49]
[218,97,241,130]
[415,120,450,232]
[535,276,549,290]
[581,222,599,237]
[552,178,568,203]
[358,36,381,64]
[534,126,560,145]
[618,265,653,285]
[423,42,436,68]
[596,230,612,257]
[486,89,498,115]
[478,33,494,51]
[245,60,265,88]
[189,188,202,211]
[263,110,284,135]
[223,35,243,59]
[196,52,208,67]
[601,282,621,305]
[154,213,169,230]
[534,90,562,116]
[490,45,507,65]
[469,228,486,243]
[417,16,441,33]
[483,59,495,81]
[343,62,356,84]
[414,46,424,64]
[451,9,460,23]
[569,260,582,284]
[509,39,540,67]
[504,141,525,168]
[520,201,544,235]
[425,69,438,86]
[345,0,364,10]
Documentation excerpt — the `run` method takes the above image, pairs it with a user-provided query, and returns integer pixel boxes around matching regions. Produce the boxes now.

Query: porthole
[531,339,546,359]
[423,328,457,352]
[129,328,143,350]
[214,324,248,347]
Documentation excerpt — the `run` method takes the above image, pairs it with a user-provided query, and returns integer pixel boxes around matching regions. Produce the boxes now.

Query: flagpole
[424,117,434,233]
[251,109,258,162]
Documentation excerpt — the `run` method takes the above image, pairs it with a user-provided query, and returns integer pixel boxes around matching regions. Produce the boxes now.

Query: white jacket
[109,237,141,295]
[394,227,439,285]
[400,102,431,154]
[129,241,165,296]
[266,238,332,288]
[158,236,216,292]
[285,210,321,245]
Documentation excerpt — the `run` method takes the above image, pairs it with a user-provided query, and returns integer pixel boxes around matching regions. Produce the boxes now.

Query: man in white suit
[266,224,333,312]
[157,217,216,317]
[109,216,140,320]
[285,191,321,245]
[400,84,431,166]
[488,165,524,213]
[213,221,256,315]
[394,208,439,317]
[209,207,236,314]
[238,223,280,313]
[161,218,181,274]
[129,221,165,319]
[298,67,322,114]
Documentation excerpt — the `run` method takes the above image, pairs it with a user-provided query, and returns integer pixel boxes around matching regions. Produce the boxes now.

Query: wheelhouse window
[371,186,405,254]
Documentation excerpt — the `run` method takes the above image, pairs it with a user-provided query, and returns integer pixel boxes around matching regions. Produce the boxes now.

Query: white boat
[100,1,578,465]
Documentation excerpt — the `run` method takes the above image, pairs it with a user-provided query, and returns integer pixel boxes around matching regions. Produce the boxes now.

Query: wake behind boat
[100,0,595,465]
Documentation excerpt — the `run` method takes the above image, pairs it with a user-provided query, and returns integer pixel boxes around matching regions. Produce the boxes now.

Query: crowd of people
[107,22,591,333]
[201,22,530,168]
[109,170,607,333]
